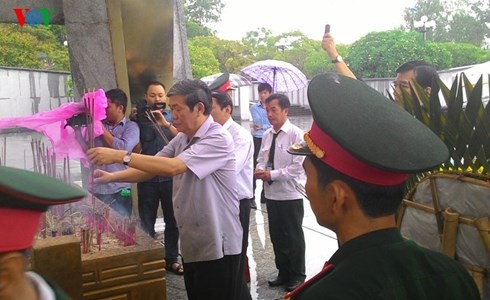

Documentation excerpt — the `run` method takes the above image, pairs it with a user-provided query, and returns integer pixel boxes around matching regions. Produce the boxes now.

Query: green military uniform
[294,228,479,299]
[287,74,481,300]
[0,165,86,299]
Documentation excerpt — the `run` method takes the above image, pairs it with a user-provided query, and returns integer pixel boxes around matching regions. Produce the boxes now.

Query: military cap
[288,73,449,186]
[0,166,87,252]
[208,72,236,92]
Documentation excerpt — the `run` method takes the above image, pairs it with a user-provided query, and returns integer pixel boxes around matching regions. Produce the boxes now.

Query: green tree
[186,20,214,39]
[440,42,490,67]
[404,0,490,47]
[184,0,224,25]
[187,41,220,78]
[241,27,280,60]
[183,0,224,39]
[190,36,254,73]
[0,24,70,71]
[348,30,451,78]
[303,43,351,78]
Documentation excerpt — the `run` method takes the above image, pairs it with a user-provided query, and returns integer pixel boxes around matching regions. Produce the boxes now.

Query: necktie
[267,132,279,185]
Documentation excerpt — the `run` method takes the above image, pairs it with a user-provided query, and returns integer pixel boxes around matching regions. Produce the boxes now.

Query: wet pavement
[1,115,340,300]
[162,178,339,300]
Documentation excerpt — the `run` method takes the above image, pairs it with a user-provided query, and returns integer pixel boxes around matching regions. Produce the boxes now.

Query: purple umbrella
[240,59,308,92]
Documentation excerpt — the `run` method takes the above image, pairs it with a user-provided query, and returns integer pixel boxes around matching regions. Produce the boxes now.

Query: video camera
[65,113,90,128]
[146,102,166,112]
[134,100,167,124]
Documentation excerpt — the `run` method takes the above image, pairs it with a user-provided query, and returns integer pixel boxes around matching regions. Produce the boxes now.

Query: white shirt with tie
[256,119,305,200]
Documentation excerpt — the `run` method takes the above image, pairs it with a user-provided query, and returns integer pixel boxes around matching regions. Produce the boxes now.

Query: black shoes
[268,276,288,287]
[285,279,304,292]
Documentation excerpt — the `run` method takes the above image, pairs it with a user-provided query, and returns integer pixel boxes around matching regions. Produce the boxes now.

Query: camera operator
[134,81,183,275]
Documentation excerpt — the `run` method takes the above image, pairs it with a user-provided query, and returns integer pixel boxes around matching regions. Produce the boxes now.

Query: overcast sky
[210,0,417,44]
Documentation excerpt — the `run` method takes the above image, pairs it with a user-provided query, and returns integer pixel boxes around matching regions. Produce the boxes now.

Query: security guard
[286,73,480,299]
[208,72,236,96]
[0,166,86,300]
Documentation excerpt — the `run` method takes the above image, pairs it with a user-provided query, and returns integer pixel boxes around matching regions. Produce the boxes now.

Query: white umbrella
[240,59,308,93]
[200,73,252,87]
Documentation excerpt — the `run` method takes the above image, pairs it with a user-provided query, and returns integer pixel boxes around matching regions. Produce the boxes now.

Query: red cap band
[218,81,234,92]
[309,122,407,186]
[0,208,42,252]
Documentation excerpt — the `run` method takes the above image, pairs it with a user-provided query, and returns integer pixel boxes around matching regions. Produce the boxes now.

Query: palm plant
[389,73,490,188]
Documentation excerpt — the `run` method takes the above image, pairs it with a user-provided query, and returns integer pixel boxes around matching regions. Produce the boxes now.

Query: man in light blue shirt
[93,88,140,217]
[249,82,272,208]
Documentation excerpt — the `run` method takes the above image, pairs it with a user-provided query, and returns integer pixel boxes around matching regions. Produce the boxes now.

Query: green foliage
[190,36,254,73]
[303,42,351,78]
[440,42,490,67]
[187,41,220,78]
[0,24,69,71]
[348,30,451,78]
[403,0,490,47]
[186,20,214,39]
[396,73,490,180]
[184,0,224,25]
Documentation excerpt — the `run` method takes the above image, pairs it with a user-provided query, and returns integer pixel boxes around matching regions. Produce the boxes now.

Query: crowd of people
[0,31,481,300]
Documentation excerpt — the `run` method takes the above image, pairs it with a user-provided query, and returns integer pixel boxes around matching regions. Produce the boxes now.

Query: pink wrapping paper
[0,89,107,163]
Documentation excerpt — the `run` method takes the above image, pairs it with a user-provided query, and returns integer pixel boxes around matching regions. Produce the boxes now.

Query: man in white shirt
[210,90,253,300]
[255,94,306,292]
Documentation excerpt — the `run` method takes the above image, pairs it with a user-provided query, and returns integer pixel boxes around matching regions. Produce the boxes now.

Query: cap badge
[304,131,325,159]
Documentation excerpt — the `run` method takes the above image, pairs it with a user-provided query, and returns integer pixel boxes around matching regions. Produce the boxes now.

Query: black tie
[267,132,279,185]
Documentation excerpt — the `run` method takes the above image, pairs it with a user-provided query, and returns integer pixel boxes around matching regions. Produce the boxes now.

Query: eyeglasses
[392,80,410,89]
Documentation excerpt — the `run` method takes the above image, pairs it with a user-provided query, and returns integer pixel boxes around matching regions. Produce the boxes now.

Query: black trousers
[238,199,252,300]
[266,198,306,282]
[252,137,265,202]
[183,254,241,300]
[137,181,179,264]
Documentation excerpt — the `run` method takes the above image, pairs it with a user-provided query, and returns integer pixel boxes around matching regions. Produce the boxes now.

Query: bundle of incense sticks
[144,110,170,144]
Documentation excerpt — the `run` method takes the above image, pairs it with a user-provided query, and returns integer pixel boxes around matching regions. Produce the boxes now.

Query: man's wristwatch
[122,151,131,166]
[332,55,343,64]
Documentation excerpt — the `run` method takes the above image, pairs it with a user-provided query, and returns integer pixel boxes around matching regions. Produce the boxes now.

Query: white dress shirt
[257,119,305,200]
[223,117,254,200]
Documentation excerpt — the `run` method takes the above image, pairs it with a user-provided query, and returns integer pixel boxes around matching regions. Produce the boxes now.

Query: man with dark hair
[255,93,306,292]
[393,60,436,104]
[211,90,253,300]
[413,64,439,96]
[87,79,243,300]
[285,73,480,299]
[0,166,86,300]
[93,88,140,217]
[250,82,273,208]
[133,81,182,275]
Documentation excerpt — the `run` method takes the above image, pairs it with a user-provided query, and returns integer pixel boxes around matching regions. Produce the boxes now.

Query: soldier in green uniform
[286,73,480,300]
[0,166,86,300]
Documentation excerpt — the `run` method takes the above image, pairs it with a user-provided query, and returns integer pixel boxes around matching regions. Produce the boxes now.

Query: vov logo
[13,8,55,27]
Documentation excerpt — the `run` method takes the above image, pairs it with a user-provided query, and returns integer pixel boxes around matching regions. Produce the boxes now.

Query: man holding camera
[133,81,183,275]
[94,88,140,218]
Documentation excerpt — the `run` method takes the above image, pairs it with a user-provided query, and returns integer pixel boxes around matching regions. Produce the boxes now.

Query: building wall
[0,67,72,119]
[1,64,486,120]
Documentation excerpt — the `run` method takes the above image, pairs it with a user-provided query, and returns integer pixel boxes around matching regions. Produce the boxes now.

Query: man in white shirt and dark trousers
[210,90,253,300]
[255,94,306,292]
